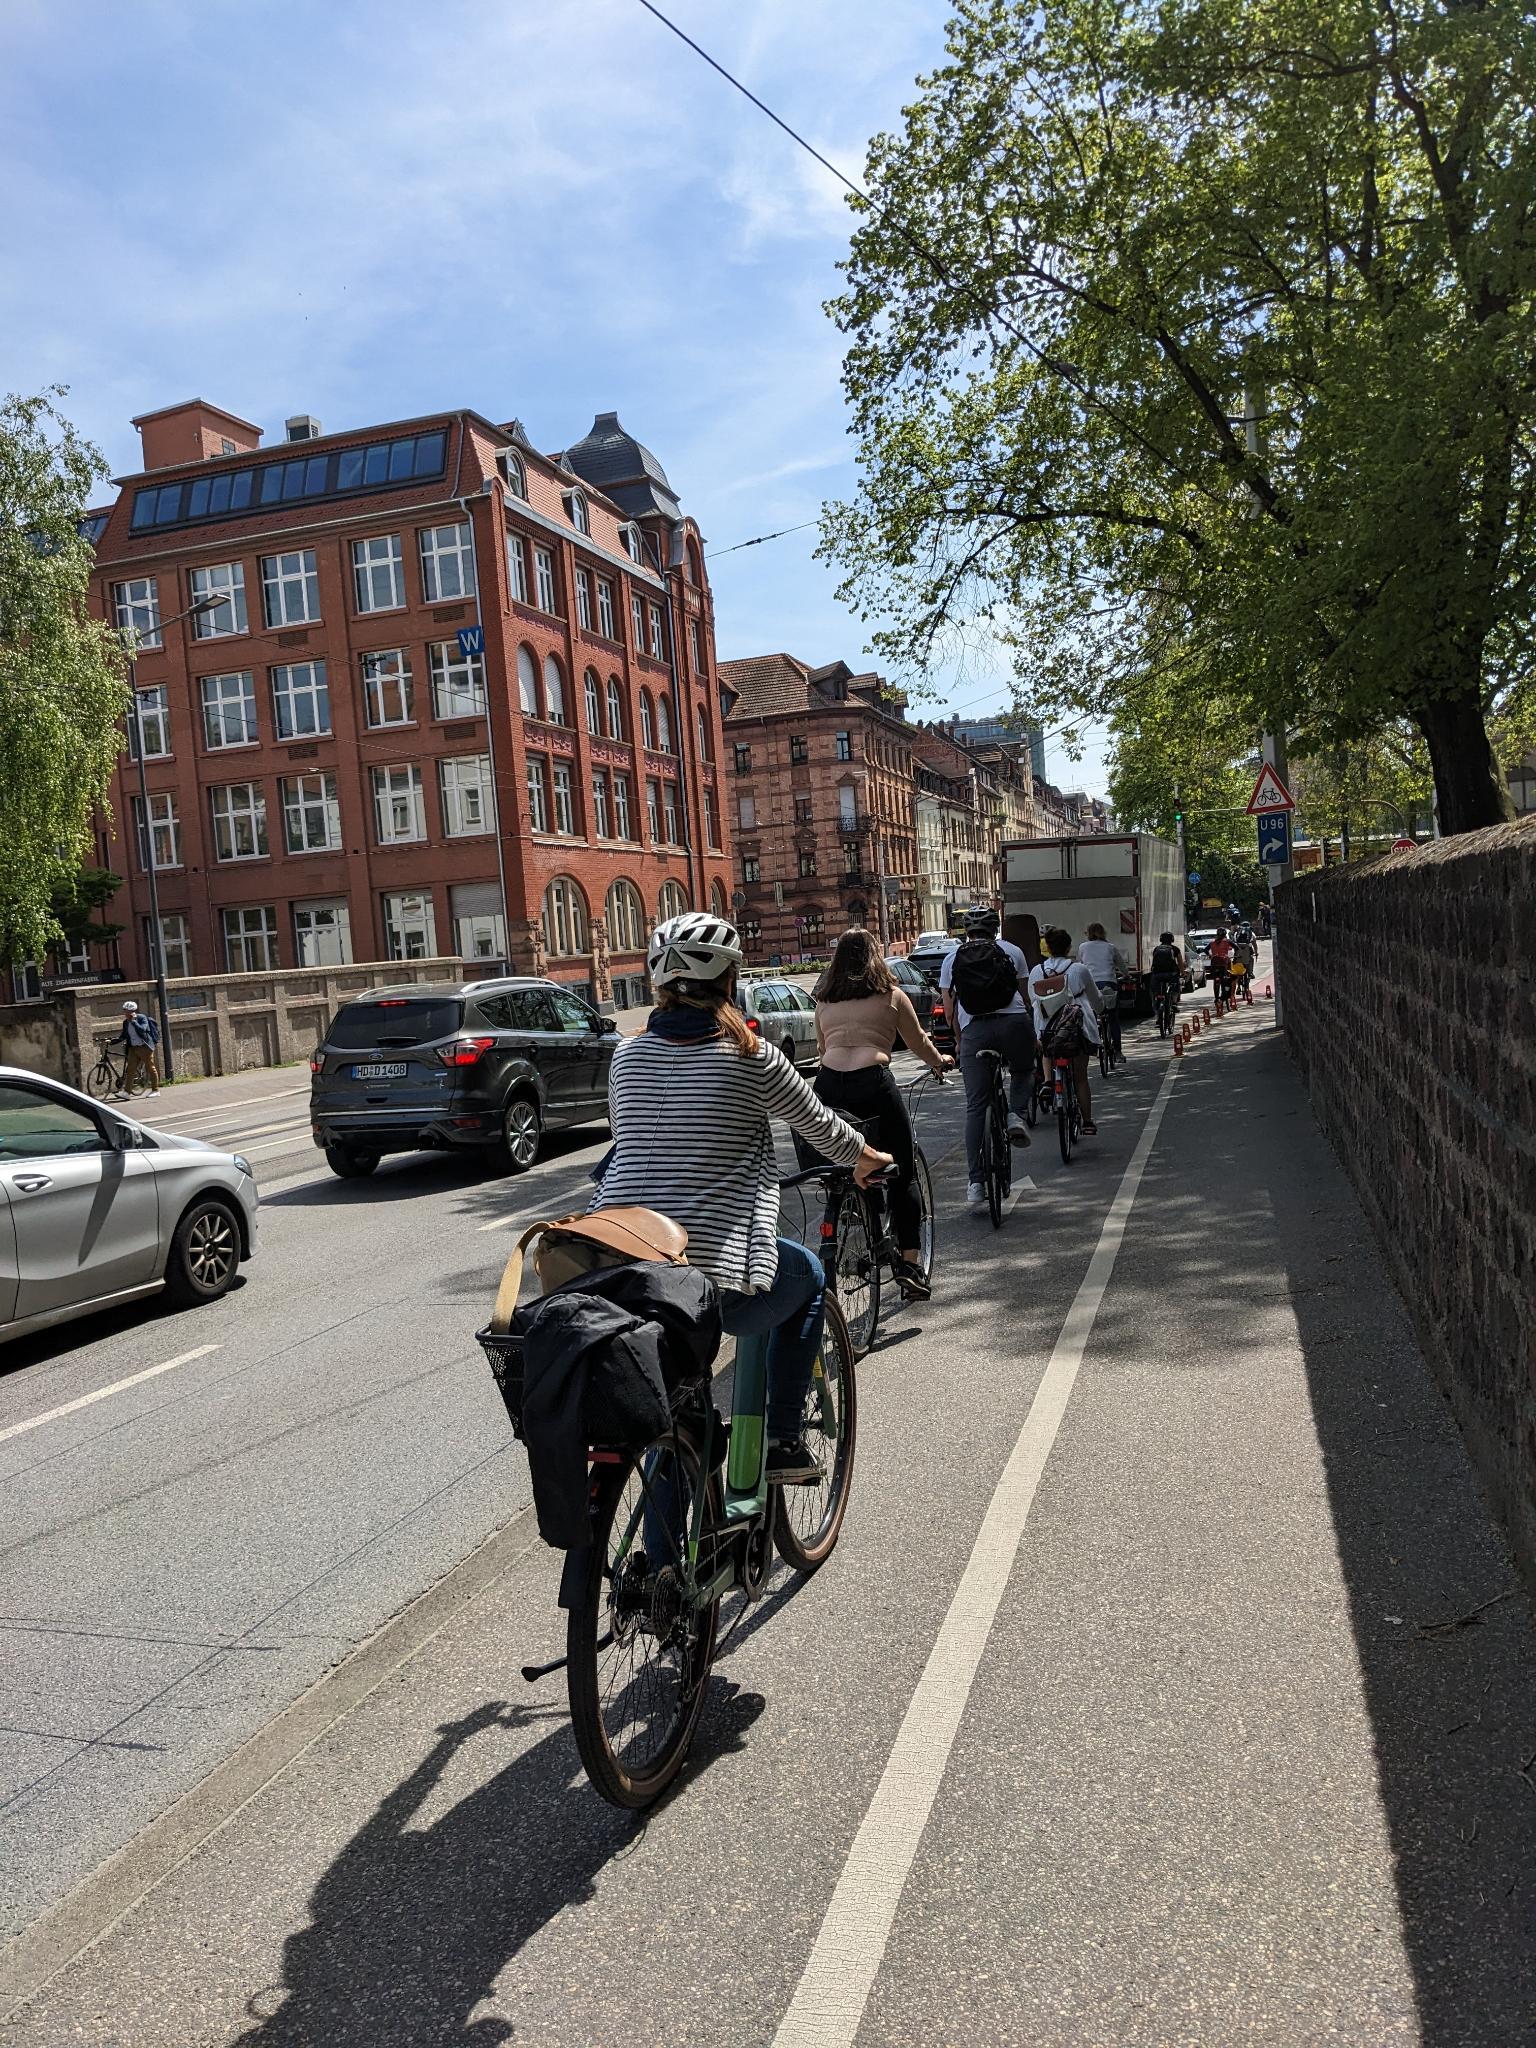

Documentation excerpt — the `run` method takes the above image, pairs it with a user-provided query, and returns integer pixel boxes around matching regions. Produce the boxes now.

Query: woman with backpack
[812,928,953,1299]
[1029,927,1105,1137]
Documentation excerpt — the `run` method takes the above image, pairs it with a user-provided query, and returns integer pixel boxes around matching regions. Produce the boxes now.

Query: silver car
[0,1065,258,1346]
[737,977,819,1067]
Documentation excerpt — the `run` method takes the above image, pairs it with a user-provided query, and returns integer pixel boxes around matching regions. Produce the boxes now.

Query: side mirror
[105,1119,137,1150]
[594,1015,618,1035]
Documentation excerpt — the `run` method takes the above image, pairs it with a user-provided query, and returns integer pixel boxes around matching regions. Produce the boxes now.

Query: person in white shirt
[1029,925,1105,1136]
[939,906,1035,1209]
[1076,923,1128,1062]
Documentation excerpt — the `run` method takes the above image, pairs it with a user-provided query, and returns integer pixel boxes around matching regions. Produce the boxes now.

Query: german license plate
[353,1061,407,1080]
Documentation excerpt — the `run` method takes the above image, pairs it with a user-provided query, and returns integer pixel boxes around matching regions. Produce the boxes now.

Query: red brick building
[717,654,920,959]
[86,400,731,1007]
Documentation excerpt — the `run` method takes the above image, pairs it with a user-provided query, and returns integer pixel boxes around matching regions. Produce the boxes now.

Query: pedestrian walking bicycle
[786,1076,938,1353]
[483,1287,857,1809]
[84,1039,152,1101]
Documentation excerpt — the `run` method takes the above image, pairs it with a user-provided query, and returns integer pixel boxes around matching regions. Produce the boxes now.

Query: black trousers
[813,1063,921,1249]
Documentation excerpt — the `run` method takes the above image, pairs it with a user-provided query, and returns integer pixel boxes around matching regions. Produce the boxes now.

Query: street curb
[0,1502,540,2024]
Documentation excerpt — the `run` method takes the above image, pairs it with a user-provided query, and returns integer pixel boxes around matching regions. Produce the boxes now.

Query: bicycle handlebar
[779,1159,901,1192]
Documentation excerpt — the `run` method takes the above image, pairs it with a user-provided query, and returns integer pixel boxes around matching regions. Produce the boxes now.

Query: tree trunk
[1411,689,1512,836]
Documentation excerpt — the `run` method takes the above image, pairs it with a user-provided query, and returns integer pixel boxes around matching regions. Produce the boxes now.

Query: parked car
[884,956,930,1002]
[1184,931,1219,988]
[309,978,618,1178]
[0,1065,258,1345]
[914,929,952,952]
[737,976,818,1068]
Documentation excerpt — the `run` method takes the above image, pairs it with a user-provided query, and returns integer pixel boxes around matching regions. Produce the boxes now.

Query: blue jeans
[720,1236,825,1442]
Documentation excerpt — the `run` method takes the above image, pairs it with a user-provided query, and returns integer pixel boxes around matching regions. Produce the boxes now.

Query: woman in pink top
[812,929,952,1298]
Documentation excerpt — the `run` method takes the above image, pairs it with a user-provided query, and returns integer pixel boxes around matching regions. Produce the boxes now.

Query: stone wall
[1277,817,1536,1583]
[11,958,467,1090]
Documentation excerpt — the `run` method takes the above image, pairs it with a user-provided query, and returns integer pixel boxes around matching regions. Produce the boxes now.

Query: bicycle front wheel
[85,1058,116,1101]
[909,1146,936,1287]
[830,1186,880,1356]
[773,1292,857,1572]
[1099,1035,1112,1079]
[568,1434,720,1810]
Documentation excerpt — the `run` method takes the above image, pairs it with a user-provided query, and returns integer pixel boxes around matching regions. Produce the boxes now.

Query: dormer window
[566,490,590,535]
[498,450,527,499]
[621,522,644,564]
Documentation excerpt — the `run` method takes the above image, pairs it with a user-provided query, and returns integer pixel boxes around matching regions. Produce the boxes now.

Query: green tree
[825,0,1536,834]
[47,866,126,955]
[0,390,129,962]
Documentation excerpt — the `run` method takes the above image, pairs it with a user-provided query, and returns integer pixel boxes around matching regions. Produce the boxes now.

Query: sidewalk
[6,1001,1533,2045]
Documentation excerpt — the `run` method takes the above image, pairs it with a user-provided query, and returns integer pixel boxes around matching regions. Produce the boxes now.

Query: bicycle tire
[773,1292,857,1573]
[829,1185,880,1357]
[983,1084,1009,1228]
[126,1065,154,1097]
[908,1145,936,1288]
[1099,1036,1112,1080]
[85,1058,117,1101]
[568,1433,720,1810]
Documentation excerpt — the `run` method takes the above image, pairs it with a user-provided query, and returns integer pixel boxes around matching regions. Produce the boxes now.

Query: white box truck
[1001,833,1187,1013]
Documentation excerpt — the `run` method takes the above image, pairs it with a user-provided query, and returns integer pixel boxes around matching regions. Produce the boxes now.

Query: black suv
[309,978,618,1179]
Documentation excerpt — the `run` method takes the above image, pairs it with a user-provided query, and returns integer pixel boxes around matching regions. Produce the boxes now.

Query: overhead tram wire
[706,519,820,562]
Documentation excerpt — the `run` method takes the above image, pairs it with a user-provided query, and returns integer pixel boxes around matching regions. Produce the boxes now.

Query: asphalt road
[3,960,1535,2044]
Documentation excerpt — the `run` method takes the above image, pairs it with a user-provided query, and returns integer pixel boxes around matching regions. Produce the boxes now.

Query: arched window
[606,878,646,953]
[655,696,672,753]
[498,449,526,498]
[686,536,704,584]
[544,654,565,725]
[657,879,687,922]
[584,668,601,732]
[696,706,712,760]
[566,491,590,535]
[516,645,538,717]
[622,523,644,564]
[710,879,728,918]
[606,677,624,740]
[640,692,655,750]
[542,876,589,956]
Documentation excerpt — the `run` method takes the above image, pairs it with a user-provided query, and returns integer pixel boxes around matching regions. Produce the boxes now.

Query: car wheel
[325,1144,380,1180]
[499,1095,542,1174]
[164,1197,242,1307]
[781,1036,799,1067]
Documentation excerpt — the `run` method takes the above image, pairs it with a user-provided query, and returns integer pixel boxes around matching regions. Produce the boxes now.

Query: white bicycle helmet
[647,911,743,991]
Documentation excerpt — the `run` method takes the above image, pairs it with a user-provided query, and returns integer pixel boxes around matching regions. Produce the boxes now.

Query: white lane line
[0,1346,221,1447]
[147,1085,309,1125]
[772,1056,1182,2048]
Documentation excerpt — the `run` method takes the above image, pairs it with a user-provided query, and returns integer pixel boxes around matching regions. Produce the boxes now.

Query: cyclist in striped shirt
[594,913,890,1484]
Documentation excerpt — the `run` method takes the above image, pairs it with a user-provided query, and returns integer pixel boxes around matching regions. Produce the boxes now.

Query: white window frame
[418,522,474,603]
[591,769,610,838]
[663,781,679,843]
[552,761,576,835]
[383,890,437,961]
[584,670,601,731]
[526,757,550,833]
[128,684,170,760]
[648,603,665,660]
[516,645,539,716]
[362,649,413,727]
[280,771,342,854]
[498,449,527,498]
[133,791,181,871]
[704,788,720,848]
[507,533,529,604]
[646,778,662,840]
[428,641,486,719]
[622,523,644,563]
[640,694,655,749]
[631,592,645,647]
[613,773,632,840]
[292,901,353,967]
[222,905,279,973]
[210,781,269,862]
[690,617,706,675]
[596,577,615,639]
[534,545,557,614]
[544,656,566,726]
[656,695,672,752]
[200,670,257,749]
[566,490,590,534]
[271,660,330,739]
[606,879,645,952]
[113,576,161,650]
[606,677,624,739]
[574,567,593,630]
[542,877,588,956]
[189,561,247,638]
[372,764,426,845]
[260,548,320,628]
[352,534,404,613]
[439,754,493,837]
[145,911,191,977]
[658,879,687,921]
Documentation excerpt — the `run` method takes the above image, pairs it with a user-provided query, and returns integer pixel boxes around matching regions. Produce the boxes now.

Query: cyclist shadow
[233,1681,764,2047]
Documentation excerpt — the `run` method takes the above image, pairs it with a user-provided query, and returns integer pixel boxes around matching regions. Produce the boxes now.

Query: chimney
[131,399,262,470]
[286,415,323,443]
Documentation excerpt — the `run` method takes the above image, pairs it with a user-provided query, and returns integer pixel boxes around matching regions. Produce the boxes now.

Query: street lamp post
[123,592,223,1079]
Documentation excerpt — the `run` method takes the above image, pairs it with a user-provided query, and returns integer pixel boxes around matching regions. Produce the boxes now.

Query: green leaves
[0,390,130,963]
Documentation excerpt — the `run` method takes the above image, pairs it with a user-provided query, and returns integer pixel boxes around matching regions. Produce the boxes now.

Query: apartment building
[87,400,731,1007]
[718,655,920,959]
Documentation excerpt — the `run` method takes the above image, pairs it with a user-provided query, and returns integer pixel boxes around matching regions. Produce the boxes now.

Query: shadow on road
[260,1128,604,1212]
[233,1681,765,2047]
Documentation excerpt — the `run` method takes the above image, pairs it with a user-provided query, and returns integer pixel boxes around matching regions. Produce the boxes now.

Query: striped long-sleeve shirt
[593,1035,865,1294]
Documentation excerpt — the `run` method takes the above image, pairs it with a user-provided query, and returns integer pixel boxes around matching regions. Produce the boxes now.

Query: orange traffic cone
[1182,1021,1192,1043]
[1172,1033,1184,1057]
[1202,1005,1211,1026]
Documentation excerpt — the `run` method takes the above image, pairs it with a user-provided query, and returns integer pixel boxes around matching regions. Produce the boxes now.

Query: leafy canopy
[824,0,1536,832]
[0,390,129,962]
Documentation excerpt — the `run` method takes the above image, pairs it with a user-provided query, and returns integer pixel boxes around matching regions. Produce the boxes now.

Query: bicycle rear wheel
[85,1058,116,1101]
[568,1434,720,1810]
[1057,1072,1076,1164]
[1099,1035,1112,1079]
[773,1292,857,1572]
[830,1185,880,1357]
[983,1088,1009,1228]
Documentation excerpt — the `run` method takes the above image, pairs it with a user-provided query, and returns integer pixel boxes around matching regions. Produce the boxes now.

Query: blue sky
[2,0,1107,792]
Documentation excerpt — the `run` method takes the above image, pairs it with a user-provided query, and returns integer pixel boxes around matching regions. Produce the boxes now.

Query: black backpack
[1151,944,1180,977]
[950,939,1019,1017]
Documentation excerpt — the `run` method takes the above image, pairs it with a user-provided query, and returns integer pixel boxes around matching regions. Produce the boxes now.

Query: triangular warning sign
[1246,762,1295,814]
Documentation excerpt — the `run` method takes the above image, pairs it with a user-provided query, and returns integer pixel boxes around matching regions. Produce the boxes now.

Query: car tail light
[438,1036,496,1068]
[309,1053,323,1074]
[747,1017,761,1033]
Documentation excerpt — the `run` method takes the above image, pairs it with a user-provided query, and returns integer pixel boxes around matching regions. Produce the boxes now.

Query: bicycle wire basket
[791,1111,880,1174]
[477,1325,527,1440]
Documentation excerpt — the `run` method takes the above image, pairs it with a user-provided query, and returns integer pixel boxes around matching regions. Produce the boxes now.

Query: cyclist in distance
[1149,931,1185,1026]
[813,927,953,1300]
[1076,922,1129,1062]
[939,906,1036,1211]
[594,913,891,1484]
[1029,926,1105,1136]
[1208,925,1235,1007]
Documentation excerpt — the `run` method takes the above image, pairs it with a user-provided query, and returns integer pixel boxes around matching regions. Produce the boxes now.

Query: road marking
[772,1056,1182,2048]
[146,1085,309,1125]
[0,1346,220,1447]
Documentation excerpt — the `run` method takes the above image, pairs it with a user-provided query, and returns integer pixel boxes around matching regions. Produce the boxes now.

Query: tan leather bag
[486,1207,688,1335]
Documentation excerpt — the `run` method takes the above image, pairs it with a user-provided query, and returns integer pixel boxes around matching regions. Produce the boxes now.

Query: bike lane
[4,1013,1532,2044]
